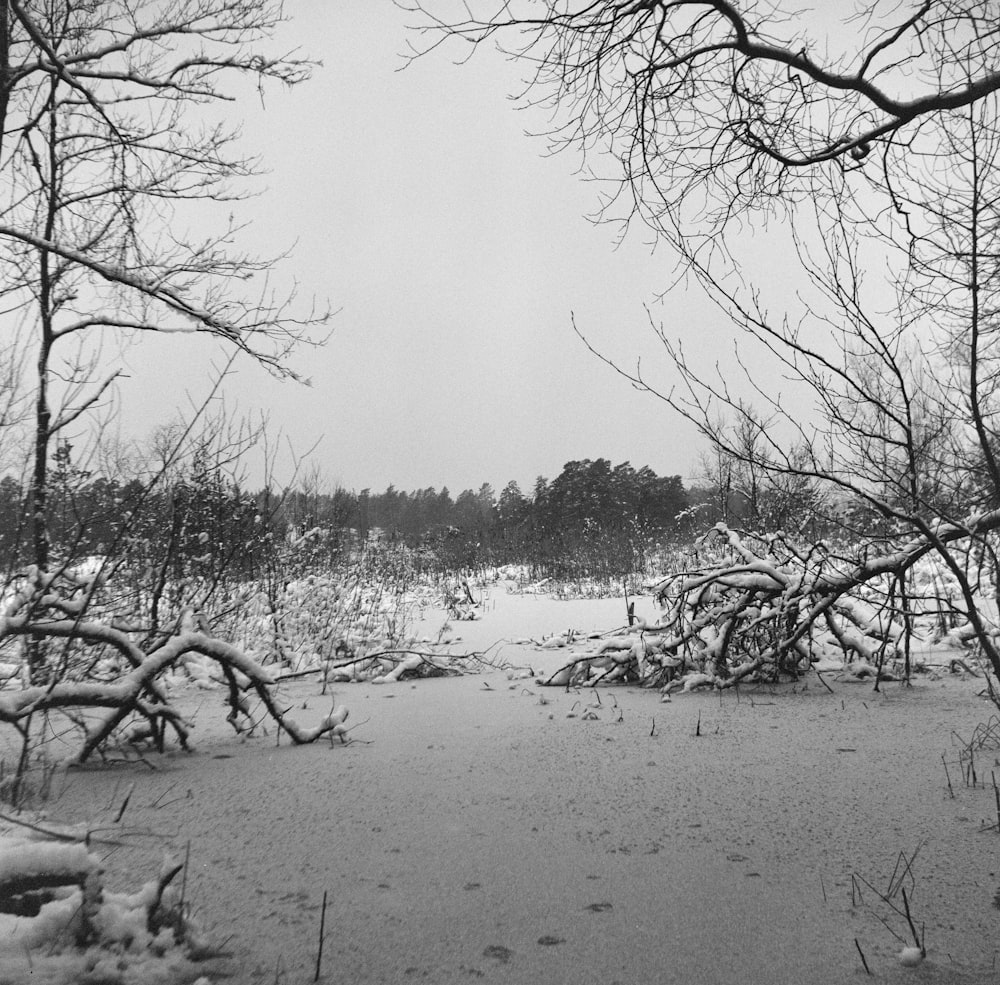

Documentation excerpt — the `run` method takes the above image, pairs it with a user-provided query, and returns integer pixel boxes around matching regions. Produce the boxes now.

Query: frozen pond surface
[13,589,1000,984]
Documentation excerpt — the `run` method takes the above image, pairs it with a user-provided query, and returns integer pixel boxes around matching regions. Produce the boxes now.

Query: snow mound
[0,819,223,985]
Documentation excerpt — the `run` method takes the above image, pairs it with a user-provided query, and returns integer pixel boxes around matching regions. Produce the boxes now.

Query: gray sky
[119,3,717,495]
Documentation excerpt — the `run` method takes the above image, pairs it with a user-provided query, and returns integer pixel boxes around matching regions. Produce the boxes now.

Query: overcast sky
[118,3,721,496]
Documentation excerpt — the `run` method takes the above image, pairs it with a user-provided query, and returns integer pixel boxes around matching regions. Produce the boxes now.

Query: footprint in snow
[482,945,512,963]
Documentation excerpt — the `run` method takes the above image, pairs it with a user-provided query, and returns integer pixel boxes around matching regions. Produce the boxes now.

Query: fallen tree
[538,523,994,694]
[0,565,345,772]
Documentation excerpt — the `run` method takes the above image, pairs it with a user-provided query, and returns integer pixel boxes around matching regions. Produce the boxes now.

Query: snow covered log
[0,819,218,979]
[324,648,467,685]
[0,838,96,905]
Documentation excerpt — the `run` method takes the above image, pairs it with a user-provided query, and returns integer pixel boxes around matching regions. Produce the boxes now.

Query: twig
[854,938,872,975]
[148,782,178,809]
[328,716,372,745]
[886,844,921,898]
[314,889,328,982]
[146,861,184,933]
[901,886,922,952]
[0,811,120,847]
[113,783,134,824]
[273,667,324,682]
[179,840,191,918]
[993,771,1000,831]
[814,667,834,693]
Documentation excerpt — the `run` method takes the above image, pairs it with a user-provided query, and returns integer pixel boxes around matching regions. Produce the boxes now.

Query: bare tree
[408,2,1000,691]
[0,1,325,578]
[0,1,335,773]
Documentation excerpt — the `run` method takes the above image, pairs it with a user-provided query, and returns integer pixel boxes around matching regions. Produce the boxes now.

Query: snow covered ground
[3,588,999,984]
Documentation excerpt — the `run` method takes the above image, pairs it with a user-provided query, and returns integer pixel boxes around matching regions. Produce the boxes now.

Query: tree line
[1,439,849,587]
[285,458,692,576]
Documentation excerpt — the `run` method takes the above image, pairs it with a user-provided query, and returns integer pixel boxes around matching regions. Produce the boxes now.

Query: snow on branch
[539,523,992,692]
[0,575,344,764]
